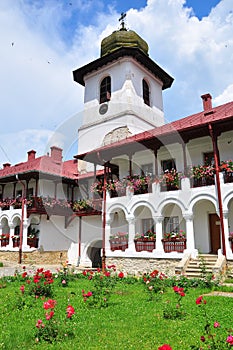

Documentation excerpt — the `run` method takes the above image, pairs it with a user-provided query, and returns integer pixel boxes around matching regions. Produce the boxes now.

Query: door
[209,214,221,253]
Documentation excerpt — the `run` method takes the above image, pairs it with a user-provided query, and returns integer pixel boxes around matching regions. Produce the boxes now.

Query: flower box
[223,172,233,184]
[162,238,186,253]
[134,239,156,252]
[109,238,128,251]
[12,238,20,248]
[192,177,215,187]
[1,238,9,247]
[27,237,39,248]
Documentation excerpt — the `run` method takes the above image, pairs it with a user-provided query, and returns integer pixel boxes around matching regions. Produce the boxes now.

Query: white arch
[130,200,157,216]
[188,193,217,213]
[222,190,233,211]
[157,197,187,216]
[107,203,129,217]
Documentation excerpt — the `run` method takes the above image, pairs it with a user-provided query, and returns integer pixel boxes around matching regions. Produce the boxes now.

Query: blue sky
[0,0,232,165]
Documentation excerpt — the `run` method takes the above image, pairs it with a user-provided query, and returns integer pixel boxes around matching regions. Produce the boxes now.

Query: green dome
[100,29,149,57]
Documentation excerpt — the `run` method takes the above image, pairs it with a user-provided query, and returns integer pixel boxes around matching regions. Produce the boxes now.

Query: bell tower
[73,14,174,154]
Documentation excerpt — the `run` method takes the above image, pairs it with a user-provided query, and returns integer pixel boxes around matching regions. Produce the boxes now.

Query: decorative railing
[162,238,186,253]
[134,239,156,252]
[191,176,215,188]
[223,172,233,184]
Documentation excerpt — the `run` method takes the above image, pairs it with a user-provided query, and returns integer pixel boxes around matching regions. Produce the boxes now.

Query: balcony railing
[223,172,233,184]
[191,176,215,188]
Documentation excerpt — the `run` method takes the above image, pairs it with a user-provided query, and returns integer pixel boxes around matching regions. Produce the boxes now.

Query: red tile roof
[75,100,233,162]
[0,153,78,180]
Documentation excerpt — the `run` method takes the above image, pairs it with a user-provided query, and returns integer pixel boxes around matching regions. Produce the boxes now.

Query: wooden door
[209,214,221,254]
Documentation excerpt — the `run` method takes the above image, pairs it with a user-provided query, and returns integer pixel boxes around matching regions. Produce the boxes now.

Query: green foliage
[142,270,168,301]
[163,286,186,320]
[1,267,233,349]
[81,268,117,307]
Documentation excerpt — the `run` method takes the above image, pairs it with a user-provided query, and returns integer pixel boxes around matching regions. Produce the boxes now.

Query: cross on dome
[119,12,126,30]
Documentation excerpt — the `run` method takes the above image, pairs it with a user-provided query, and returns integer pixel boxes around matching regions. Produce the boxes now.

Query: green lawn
[0,269,233,350]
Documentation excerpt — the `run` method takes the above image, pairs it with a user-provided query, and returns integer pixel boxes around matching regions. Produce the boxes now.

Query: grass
[0,269,233,350]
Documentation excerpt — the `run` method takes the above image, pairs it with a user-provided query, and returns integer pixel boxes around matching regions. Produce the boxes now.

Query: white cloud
[213,84,233,105]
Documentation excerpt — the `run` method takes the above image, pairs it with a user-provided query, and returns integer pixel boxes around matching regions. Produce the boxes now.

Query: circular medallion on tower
[99,103,108,115]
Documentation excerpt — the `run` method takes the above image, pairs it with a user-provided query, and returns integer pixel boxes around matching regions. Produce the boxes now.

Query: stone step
[184,254,218,278]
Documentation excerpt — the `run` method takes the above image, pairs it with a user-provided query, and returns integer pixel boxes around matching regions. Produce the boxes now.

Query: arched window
[100,76,111,104]
[142,79,150,106]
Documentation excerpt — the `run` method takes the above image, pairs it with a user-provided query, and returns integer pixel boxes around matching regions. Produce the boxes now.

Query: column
[8,223,14,249]
[126,215,135,252]
[154,216,164,252]
[22,209,29,250]
[183,213,195,253]
[105,213,112,251]
[223,211,231,256]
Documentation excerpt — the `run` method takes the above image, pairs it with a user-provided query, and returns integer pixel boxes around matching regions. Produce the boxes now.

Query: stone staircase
[184,254,218,279]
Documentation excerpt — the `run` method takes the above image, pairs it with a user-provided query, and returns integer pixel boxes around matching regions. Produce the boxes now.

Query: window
[164,216,179,233]
[161,159,176,172]
[141,163,153,177]
[142,79,150,106]
[14,225,20,235]
[27,188,33,199]
[100,76,111,104]
[16,189,22,198]
[203,152,214,166]
[142,218,154,234]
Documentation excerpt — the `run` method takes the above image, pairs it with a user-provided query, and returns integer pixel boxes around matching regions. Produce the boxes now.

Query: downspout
[77,216,82,266]
[96,151,107,272]
[208,123,226,256]
[102,164,107,272]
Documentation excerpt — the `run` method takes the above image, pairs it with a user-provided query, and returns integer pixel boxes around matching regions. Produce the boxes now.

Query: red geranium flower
[66,305,75,318]
[158,344,172,350]
[43,299,56,310]
[118,271,124,278]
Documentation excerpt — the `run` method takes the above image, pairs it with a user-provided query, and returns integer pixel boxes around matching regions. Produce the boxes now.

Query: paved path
[0,263,63,277]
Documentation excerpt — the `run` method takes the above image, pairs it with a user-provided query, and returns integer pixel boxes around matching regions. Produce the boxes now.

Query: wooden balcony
[27,197,102,217]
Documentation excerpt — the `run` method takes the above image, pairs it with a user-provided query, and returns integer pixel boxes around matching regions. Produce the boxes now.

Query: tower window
[100,76,111,104]
[143,79,150,106]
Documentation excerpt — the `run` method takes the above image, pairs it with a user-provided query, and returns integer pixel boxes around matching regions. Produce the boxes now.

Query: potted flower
[0,233,10,247]
[11,235,20,248]
[0,198,14,210]
[134,230,156,252]
[27,228,39,248]
[122,175,152,195]
[162,230,186,253]
[190,164,215,187]
[220,160,233,183]
[160,169,181,191]
[90,180,103,198]
[72,199,92,212]
[106,179,126,197]
[109,232,128,251]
